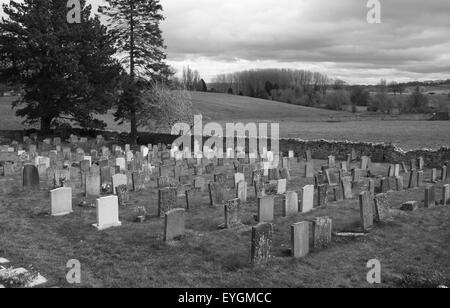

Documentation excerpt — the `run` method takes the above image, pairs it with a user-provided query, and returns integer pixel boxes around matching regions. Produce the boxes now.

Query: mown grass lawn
[1,159,449,288]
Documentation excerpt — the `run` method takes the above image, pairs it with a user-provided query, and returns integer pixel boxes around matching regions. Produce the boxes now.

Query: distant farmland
[1,92,450,150]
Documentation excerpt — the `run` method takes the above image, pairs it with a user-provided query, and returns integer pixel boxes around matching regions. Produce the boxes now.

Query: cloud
[2,0,449,83]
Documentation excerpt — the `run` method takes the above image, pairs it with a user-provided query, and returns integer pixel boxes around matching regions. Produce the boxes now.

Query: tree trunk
[130,110,138,145]
[40,116,52,134]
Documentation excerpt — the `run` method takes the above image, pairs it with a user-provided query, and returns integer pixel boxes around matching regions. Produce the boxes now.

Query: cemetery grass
[2,94,450,150]
[1,161,450,287]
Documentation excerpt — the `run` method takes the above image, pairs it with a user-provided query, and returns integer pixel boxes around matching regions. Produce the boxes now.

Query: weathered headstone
[224,198,241,228]
[317,184,328,207]
[291,221,310,258]
[408,169,418,189]
[305,161,314,178]
[277,179,287,195]
[164,209,185,241]
[112,173,127,195]
[401,201,419,212]
[359,191,373,230]
[374,193,389,222]
[236,180,248,202]
[158,187,178,217]
[396,176,404,191]
[251,223,274,265]
[116,185,129,207]
[185,188,203,210]
[442,184,450,205]
[341,176,353,199]
[312,217,332,250]
[424,186,436,208]
[85,171,101,197]
[209,182,224,206]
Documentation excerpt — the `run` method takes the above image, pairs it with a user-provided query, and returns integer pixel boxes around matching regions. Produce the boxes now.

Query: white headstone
[50,187,73,216]
[115,157,126,171]
[93,196,122,231]
[302,185,314,213]
[112,173,128,194]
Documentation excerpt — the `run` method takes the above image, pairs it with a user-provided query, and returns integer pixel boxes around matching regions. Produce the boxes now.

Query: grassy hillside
[191,92,353,122]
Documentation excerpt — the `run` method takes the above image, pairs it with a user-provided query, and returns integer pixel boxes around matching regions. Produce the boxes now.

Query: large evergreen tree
[100,0,171,144]
[0,0,121,133]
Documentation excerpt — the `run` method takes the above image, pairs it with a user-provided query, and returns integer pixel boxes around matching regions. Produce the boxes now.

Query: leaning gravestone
[158,187,178,217]
[291,221,310,258]
[164,209,185,241]
[93,196,122,231]
[50,187,73,216]
[224,198,241,229]
[312,217,332,250]
[23,165,40,191]
[251,222,274,265]
[359,191,373,231]
[257,196,274,222]
[374,193,389,222]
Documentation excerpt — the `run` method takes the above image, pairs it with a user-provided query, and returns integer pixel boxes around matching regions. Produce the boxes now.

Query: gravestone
[185,188,203,210]
[85,171,101,197]
[209,182,224,206]
[279,168,290,180]
[251,223,274,265]
[424,186,436,208]
[301,185,314,213]
[380,177,390,193]
[341,176,353,199]
[224,199,241,228]
[234,173,245,188]
[283,191,298,217]
[50,187,73,216]
[417,171,424,187]
[431,169,437,183]
[93,196,122,230]
[23,165,40,190]
[236,180,248,202]
[305,161,314,178]
[441,166,447,181]
[359,191,373,231]
[442,184,449,205]
[332,186,343,202]
[401,201,419,212]
[194,177,205,192]
[116,185,129,207]
[268,168,279,181]
[112,174,127,195]
[277,179,287,195]
[368,179,375,198]
[158,188,178,217]
[257,196,274,222]
[361,156,370,170]
[408,170,418,189]
[164,209,185,241]
[312,217,332,250]
[132,172,146,192]
[396,176,404,191]
[325,169,338,186]
[116,158,126,171]
[305,150,312,161]
[317,184,328,207]
[291,221,310,258]
[401,162,408,173]
[374,193,389,222]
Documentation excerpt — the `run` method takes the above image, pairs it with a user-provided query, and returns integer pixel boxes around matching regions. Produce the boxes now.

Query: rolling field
[2,93,450,150]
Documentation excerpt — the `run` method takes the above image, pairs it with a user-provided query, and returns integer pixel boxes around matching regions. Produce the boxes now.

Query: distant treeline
[208,69,341,107]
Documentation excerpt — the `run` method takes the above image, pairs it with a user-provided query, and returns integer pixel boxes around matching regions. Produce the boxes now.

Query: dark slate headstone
[251,222,274,265]
[268,168,279,181]
[317,184,328,208]
[408,170,418,189]
[158,187,178,217]
[23,165,40,190]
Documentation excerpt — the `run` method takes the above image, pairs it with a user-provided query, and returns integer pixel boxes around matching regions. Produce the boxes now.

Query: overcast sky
[2,0,450,84]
